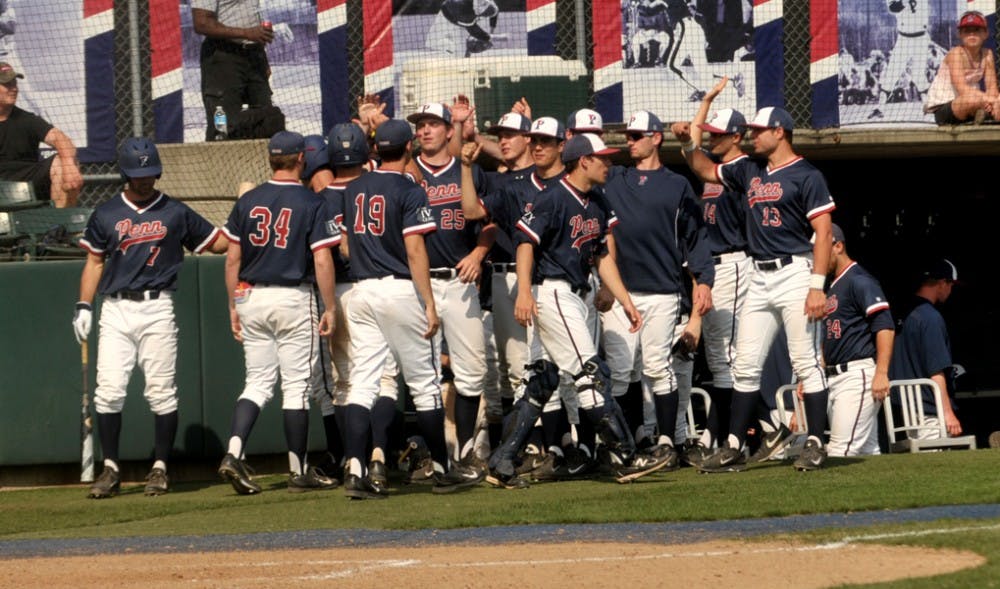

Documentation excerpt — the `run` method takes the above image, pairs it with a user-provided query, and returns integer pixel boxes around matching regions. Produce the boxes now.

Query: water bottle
[213,106,228,141]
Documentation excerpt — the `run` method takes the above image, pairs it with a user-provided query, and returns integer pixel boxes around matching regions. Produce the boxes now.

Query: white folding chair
[883,378,977,452]
[685,387,711,440]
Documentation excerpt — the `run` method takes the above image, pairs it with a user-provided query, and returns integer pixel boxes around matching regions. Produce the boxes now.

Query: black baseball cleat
[88,466,120,499]
[288,467,339,493]
[431,463,483,494]
[644,443,680,472]
[144,467,169,496]
[748,424,793,463]
[218,453,262,495]
[485,469,530,490]
[368,459,388,493]
[793,439,827,471]
[313,452,342,483]
[344,473,388,500]
[681,440,713,468]
[612,451,672,483]
[697,445,747,473]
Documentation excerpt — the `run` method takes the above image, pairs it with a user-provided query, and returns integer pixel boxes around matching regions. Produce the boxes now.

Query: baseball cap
[701,108,746,134]
[268,131,305,155]
[566,108,603,133]
[745,106,795,130]
[626,110,663,133]
[958,11,987,29]
[374,119,414,149]
[0,62,23,84]
[921,258,959,282]
[327,123,369,167]
[831,223,846,243]
[301,135,329,180]
[486,112,531,135]
[561,133,618,162]
[406,103,452,125]
[527,116,565,140]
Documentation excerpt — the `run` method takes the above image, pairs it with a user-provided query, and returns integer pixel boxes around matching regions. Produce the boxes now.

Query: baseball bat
[81,340,95,483]
[490,33,509,42]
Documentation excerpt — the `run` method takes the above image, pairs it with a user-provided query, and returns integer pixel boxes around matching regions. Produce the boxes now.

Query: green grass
[1,450,998,540]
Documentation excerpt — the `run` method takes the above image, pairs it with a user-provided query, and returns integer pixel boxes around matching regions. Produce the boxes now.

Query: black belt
[430,268,457,279]
[825,363,851,377]
[753,255,794,272]
[539,278,590,299]
[492,262,516,273]
[205,39,266,55]
[109,290,162,301]
[253,282,306,287]
[712,250,745,264]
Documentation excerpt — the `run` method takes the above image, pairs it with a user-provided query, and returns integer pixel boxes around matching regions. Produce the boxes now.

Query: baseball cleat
[143,467,169,496]
[344,473,388,500]
[312,452,343,484]
[527,452,566,482]
[218,453,262,495]
[612,451,672,483]
[748,423,793,463]
[644,443,680,472]
[368,459,388,493]
[88,466,120,499]
[485,469,530,490]
[681,440,713,468]
[697,445,747,473]
[793,439,827,471]
[563,445,597,478]
[431,463,483,494]
[288,467,339,493]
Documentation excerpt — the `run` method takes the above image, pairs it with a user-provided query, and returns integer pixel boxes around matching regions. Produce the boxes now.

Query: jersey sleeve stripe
[222,226,240,243]
[403,222,436,236]
[78,239,104,255]
[866,301,890,316]
[713,162,726,187]
[310,235,343,251]
[806,201,836,219]
[193,228,222,254]
[516,221,540,244]
[607,217,620,231]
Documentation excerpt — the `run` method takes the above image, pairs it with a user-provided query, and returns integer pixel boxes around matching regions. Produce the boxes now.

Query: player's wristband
[75,301,92,311]
[680,140,696,154]
[809,273,826,290]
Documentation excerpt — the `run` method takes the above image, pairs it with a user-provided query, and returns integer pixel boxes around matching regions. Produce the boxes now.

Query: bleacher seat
[0,181,46,212]
[10,206,93,259]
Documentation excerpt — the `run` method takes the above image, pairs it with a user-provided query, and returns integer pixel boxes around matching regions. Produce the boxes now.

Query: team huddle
[73,81,954,500]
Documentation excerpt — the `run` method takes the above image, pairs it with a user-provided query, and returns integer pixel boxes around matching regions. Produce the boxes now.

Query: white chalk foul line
[820,522,1000,549]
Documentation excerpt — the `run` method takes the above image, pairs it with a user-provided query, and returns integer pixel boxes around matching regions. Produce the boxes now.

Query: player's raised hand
[706,75,728,100]
[460,142,482,166]
[423,306,440,339]
[511,97,532,120]
[229,307,243,342]
[693,283,713,315]
[670,121,692,142]
[318,308,336,337]
[804,289,826,320]
[451,94,472,124]
[515,290,537,327]
[462,107,477,141]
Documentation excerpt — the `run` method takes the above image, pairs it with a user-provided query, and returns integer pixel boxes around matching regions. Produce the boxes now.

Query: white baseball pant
[601,292,683,397]
[491,269,529,400]
[701,253,750,388]
[431,273,487,400]
[826,358,881,456]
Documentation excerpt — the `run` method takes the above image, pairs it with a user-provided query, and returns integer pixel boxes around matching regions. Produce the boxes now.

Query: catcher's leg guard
[578,356,636,462]
[488,360,559,477]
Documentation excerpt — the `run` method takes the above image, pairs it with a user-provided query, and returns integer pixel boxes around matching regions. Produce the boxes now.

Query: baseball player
[600,110,715,469]
[338,119,479,499]
[216,131,341,495]
[74,137,226,498]
[890,258,963,440]
[670,78,750,466]
[488,133,673,487]
[821,223,894,456]
[408,103,494,472]
[678,105,836,472]
[302,134,334,192]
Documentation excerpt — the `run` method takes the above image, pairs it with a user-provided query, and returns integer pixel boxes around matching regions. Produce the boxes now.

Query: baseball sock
[415,408,449,473]
[727,391,759,450]
[227,399,261,458]
[575,409,597,457]
[454,393,480,460]
[653,389,679,447]
[369,396,397,462]
[527,425,544,454]
[803,389,830,444]
[323,413,343,463]
[707,386,733,443]
[540,409,563,452]
[334,407,347,461]
[620,381,645,441]
[342,404,371,477]
[283,409,309,475]
[97,411,122,470]
[488,420,503,451]
[501,395,514,416]
[153,411,178,466]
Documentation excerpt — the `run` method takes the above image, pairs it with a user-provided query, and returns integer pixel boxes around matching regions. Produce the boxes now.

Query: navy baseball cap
[269,131,305,155]
[527,116,565,140]
[566,108,603,133]
[745,106,795,130]
[328,123,369,167]
[561,133,618,162]
[921,258,959,282]
[831,223,846,243]
[626,110,663,133]
[701,108,746,134]
[406,103,451,125]
[374,119,413,149]
[487,112,531,135]
[301,135,329,180]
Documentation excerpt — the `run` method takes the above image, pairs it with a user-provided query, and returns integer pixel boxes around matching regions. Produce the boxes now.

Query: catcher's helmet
[327,123,369,167]
[301,134,330,180]
[118,137,162,179]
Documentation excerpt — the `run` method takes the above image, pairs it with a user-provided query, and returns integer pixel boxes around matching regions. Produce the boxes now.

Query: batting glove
[73,302,92,343]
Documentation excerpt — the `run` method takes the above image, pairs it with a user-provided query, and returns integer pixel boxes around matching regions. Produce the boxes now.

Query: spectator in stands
[890,258,962,439]
[0,62,82,207]
[924,10,1000,125]
[191,0,274,141]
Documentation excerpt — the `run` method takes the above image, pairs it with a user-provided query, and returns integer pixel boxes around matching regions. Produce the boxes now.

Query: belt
[205,39,266,55]
[824,359,873,377]
[109,290,161,301]
[429,268,457,279]
[540,278,590,299]
[753,255,794,272]
[492,262,516,273]
[252,282,306,287]
[713,250,746,265]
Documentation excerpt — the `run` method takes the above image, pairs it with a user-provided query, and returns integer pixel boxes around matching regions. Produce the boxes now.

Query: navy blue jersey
[223,180,341,285]
[717,156,835,260]
[81,192,220,294]
[603,165,714,294]
[890,297,953,415]
[319,180,354,282]
[343,170,436,280]
[486,164,535,195]
[416,156,487,268]
[823,262,894,365]
[482,169,566,264]
[699,154,748,255]
[515,177,614,291]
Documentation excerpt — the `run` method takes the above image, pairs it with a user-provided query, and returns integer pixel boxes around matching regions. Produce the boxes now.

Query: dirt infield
[1,540,983,589]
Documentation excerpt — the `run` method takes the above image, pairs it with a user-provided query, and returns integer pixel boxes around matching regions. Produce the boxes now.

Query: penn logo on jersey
[569,214,601,251]
[423,182,461,204]
[746,177,783,207]
[115,219,167,252]
[702,183,723,199]
[520,210,534,224]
